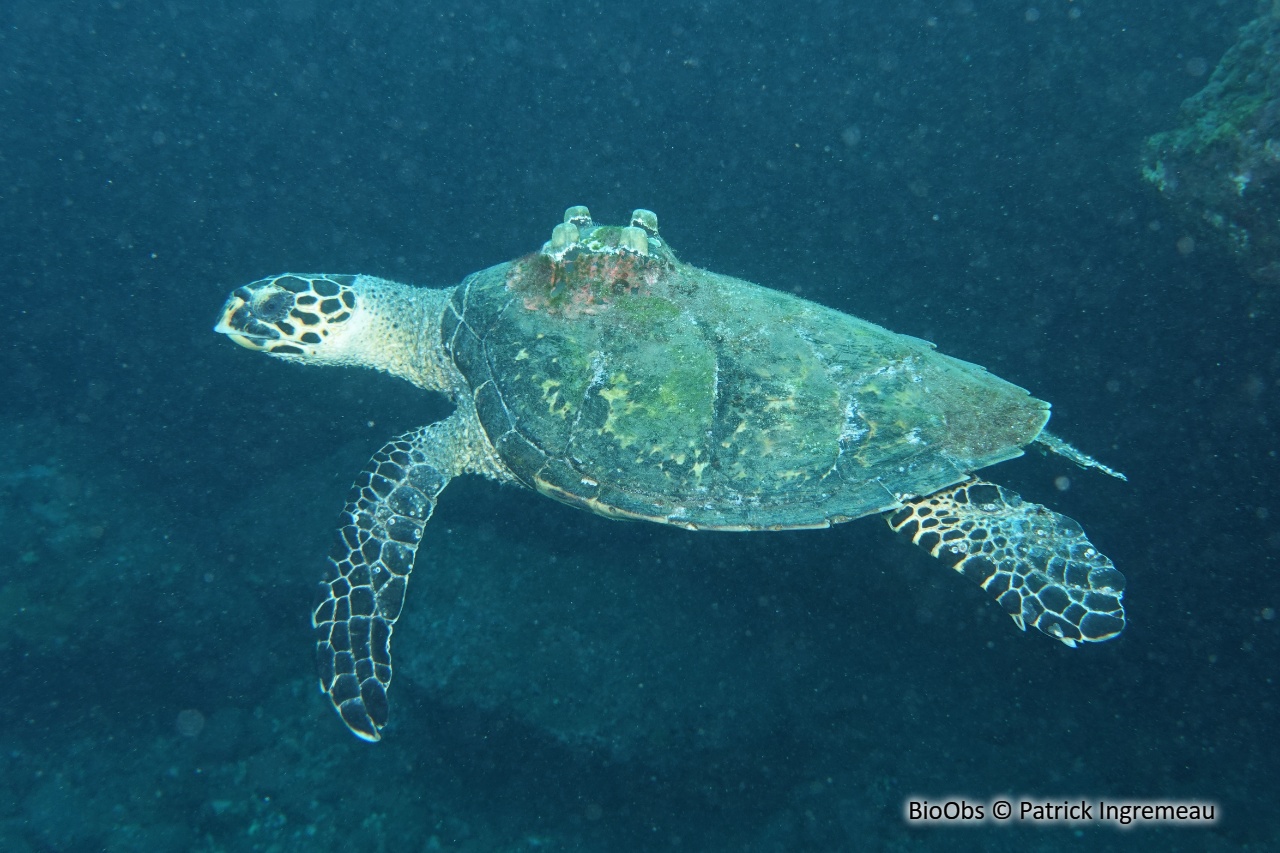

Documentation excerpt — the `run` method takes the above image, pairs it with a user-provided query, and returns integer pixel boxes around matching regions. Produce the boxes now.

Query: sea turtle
[215,205,1127,742]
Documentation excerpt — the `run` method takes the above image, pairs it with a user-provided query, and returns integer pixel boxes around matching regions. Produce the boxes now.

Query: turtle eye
[254,287,295,323]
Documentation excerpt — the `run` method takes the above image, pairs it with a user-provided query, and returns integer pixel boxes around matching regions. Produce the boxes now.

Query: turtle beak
[220,329,271,351]
[214,290,278,351]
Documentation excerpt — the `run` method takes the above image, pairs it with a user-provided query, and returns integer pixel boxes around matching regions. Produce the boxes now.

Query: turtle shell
[440,223,1048,530]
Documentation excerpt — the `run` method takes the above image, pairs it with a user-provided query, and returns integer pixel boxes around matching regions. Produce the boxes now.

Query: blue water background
[1,1,1276,850]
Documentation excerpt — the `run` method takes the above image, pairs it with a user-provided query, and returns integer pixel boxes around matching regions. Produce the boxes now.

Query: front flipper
[886,479,1125,647]
[312,417,463,741]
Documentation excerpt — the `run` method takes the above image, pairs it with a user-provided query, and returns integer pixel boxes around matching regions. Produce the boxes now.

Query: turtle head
[216,272,453,391]
[215,274,360,360]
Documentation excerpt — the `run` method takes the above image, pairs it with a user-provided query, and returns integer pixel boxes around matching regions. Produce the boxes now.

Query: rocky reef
[1142,10,1280,285]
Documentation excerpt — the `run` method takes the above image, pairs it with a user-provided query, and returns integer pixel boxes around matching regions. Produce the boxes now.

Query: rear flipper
[885,479,1125,646]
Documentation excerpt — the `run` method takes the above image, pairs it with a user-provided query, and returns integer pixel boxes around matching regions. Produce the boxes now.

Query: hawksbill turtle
[215,205,1127,742]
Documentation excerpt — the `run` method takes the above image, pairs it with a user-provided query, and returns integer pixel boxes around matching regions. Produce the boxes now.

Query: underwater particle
[1054,476,1071,492]
[1025,8,1041,23]
[175,708,206,737]
[1176,235,1196,255]
[1243,375,1266,401]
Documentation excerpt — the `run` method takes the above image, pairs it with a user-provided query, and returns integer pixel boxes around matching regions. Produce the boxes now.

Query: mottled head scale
[215,274,359,357]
